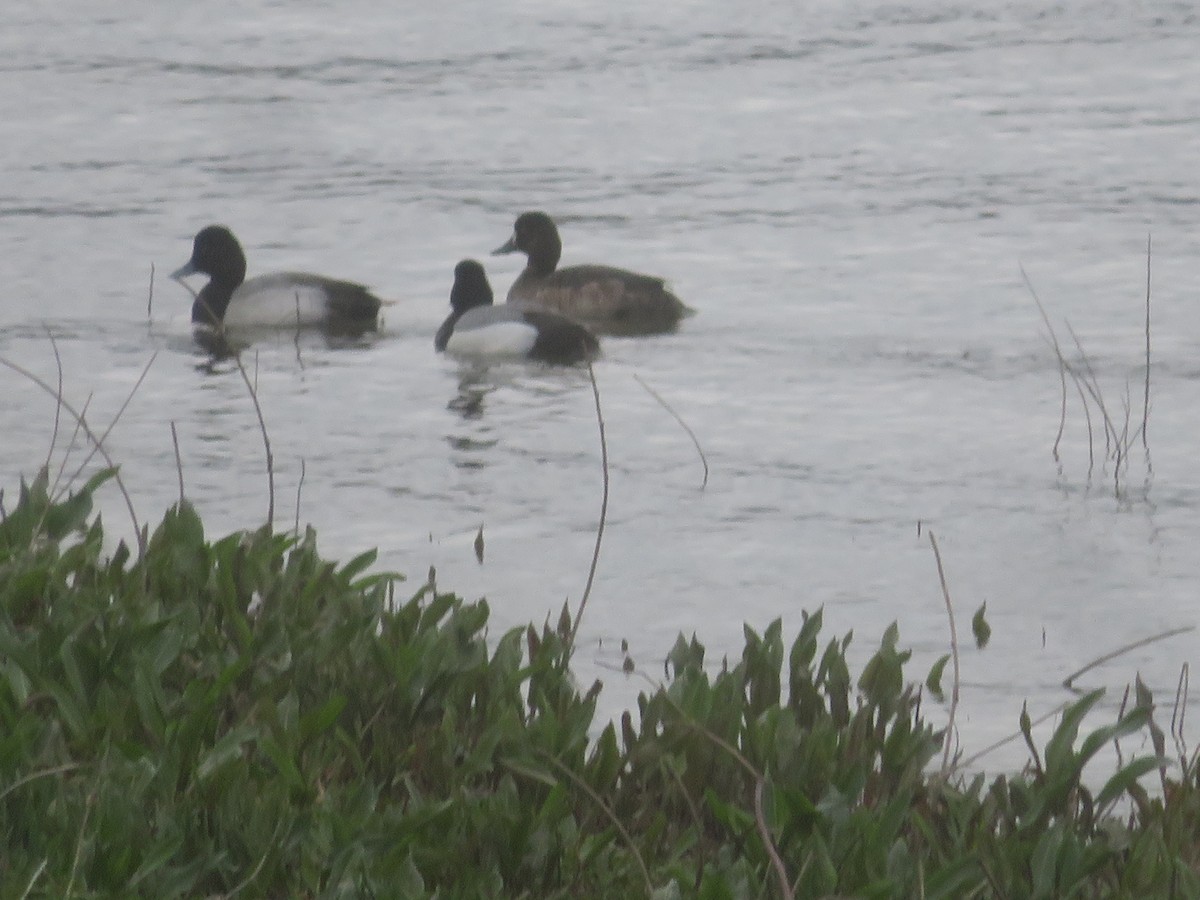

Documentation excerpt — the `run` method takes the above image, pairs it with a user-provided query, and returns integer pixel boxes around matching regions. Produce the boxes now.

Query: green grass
[2,468,1198,897]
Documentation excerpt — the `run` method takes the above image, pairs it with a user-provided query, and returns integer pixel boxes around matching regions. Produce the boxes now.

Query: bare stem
[633,373,709,489]
[0,356,145,555]
[64,353,159,493]
[42,326,64,475]
[948,699,1073,775]
[0,762,86,803]
[569,361,609,653]
[224,819,283,898]
[661,692,793,900]
[929,531,961,773]
[1171,662,1189,768]
[170,421,185,504]
[1069,365,1096,478]
[1053,356,1067,465]
[233,351,275,529]
[52,394,90,501]
[1022,267,1070,463]
[16,859,47,900]
[536,754,655,897]
[293,292,305,370]
[1064,321,1118,462]
[1142,233,1151,452]
[755,778,793,900]
[1062,625,1194,691]
[295,458,306,535]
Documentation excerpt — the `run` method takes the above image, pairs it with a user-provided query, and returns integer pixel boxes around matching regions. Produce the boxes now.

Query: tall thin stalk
[929,531,960,772]
[633,374,709,489]
[1142,234,1152,452]
[233,351,275,529]
[0,355,145,555]
[569,361,608,653]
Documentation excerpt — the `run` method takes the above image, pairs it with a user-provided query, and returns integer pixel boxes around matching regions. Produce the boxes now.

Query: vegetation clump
[1,470,1197,896]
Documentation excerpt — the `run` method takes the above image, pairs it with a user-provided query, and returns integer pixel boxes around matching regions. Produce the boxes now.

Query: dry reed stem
[16,859,47,900]
[43,330,78,499]
[225,820,284,898]
[65,352,158,492]
[1067,364,1096,476]
[294,457,306,535]
[1026,268,1119,483]
[146,262,154,319]
[633,373,709,489]
[293,292,306,370]
[51,394,90,502]
[64,778,97,898]
[663,760,710,885]
[1062,324,1115,453]
[1142,234,1152,452]
[0,355,145,555]
[42,326,64,476]
[753,779,793,900]
[928,531,961,773]
[1035,337,1098,477]
[1114,685,1130,771]
[1064,322,1122,473]
[1170,662,1189,767]
[1023,266,1070,463]
[948,699,1073,775]
[1061,624,1194,691]
[232,350,275,529]
[0,763,86,804]
[170,421,184,504]
[568,360,608,653]
[1024,262,1154,496]
[1053,355,1068,465]
[537,754,655,897]
[665,699,794,900]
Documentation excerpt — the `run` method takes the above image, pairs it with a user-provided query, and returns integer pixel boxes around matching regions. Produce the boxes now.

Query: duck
[436,259,599,365]
[170,225,383,330]
[492,211,690,335]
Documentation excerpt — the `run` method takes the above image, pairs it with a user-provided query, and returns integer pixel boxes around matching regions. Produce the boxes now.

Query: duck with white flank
[171,225,382,330]
[436,259,599,365]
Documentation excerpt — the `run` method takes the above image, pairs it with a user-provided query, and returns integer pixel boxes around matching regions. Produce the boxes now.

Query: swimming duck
[492,211,690,335]
[436,259,599,365]
[171,225,382,330]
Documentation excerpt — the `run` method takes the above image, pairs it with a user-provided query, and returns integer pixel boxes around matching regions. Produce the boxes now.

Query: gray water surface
[3,0,1199,772]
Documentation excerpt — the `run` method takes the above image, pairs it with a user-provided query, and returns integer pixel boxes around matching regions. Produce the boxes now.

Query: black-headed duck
[171,225,382,330]
[436,259,599,365]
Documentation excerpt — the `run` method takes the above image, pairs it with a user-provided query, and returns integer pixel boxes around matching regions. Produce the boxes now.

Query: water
[3,0,1199,773]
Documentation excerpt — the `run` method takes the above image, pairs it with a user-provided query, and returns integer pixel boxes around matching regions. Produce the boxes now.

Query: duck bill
[169,259,198,280]
[491,234,518,255]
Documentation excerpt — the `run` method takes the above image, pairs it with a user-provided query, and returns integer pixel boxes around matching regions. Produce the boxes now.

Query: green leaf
[43,488,94,539]
[926,654,950,702]
[1031,823,1064,896]
[340,548,378,583]
[196,724,257,782]
[300,694,347,741]
[971,603,991,649]
[1096,755,1164,811]
[1045,690,1104,774]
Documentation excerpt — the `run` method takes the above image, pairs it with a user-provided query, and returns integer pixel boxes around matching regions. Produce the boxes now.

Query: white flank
[446,320,537,359]
[221,276,335,328]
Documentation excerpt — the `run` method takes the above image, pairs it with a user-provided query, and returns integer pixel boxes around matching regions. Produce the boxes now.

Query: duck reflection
[445,370,500,469]
[189,321,380,375]
[448,367,493,419]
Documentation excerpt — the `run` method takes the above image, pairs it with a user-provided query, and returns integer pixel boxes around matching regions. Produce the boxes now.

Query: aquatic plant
[1026,239,1155,499]
[2,470,1197,896]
